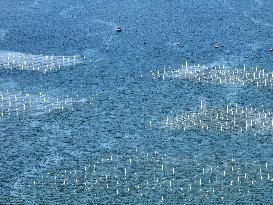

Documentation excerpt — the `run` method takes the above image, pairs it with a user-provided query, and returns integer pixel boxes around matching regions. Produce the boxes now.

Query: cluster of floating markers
[151,62,273,88]
[0,50,93,118]
[20,150,273,204]
[0,51,85,72]
[0,90,89,118]
[160,102,273,136]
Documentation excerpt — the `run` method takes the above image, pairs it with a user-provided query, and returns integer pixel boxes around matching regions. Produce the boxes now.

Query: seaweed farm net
[151,62,273,88]
[0,90,89,118]
[0,50,85,72]
[159,102,273,136]
[17,151,273,204]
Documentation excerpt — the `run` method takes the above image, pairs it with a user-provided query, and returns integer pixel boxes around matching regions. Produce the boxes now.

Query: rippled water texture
[1,0,273,204]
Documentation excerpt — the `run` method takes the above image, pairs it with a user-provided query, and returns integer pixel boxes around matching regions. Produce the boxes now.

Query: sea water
[1,0,273,204]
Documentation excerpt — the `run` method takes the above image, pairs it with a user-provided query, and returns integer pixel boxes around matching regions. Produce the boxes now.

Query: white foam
[153,62,273,89]
[19,152,272,203]
[0,50,84,72]
[161,102,273,136]
[0,90,88,118]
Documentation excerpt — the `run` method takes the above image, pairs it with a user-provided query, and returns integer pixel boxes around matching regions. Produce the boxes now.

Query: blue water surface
[1,0,273,204]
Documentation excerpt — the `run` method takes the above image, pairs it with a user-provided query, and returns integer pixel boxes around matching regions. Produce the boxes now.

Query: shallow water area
[1,0,273,204]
